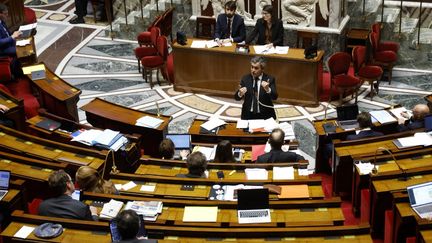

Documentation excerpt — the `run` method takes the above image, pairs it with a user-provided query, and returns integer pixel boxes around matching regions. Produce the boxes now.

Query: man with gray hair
[235,56,278,120]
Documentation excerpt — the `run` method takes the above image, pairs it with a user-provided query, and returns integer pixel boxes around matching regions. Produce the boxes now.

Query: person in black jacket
[115,210,157,243]
[346,112,383,140]
[214,1,246,44]
[257,128,304,162]
[245,5,284,46]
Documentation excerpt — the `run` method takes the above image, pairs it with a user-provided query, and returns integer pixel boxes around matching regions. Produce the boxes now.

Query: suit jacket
[256,149,304,163]
[245,18,284,46]
[0,21,16,57]
[346,129,384,140]
[397,119,424,132]
[38,194,95,220]
[234,73,278,120]
[214,14,246,43]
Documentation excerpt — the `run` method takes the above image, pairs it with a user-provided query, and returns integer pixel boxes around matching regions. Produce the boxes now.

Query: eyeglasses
[262,12,270,16]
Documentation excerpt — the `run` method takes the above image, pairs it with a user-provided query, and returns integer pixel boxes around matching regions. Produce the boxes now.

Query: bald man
[397,104,430,132]
[257,128,304,163]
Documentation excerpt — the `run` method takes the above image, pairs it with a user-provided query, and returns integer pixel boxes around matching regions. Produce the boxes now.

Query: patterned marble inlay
[293,119,317,158]
[35,11,47,18]
[80,41,137,59]
[103,91,161,107]
[74,79,146,92]
[224,107,242,117]
[63,57,138,75]
[304,104,325,113]
[141,102,183,116]
[48,13,67,21]
[177,95,222,114]
[275,107,302,118]
[166,87,185,96]
[375,91,427,110]
[168,113,199,133]
[25,0,66,5]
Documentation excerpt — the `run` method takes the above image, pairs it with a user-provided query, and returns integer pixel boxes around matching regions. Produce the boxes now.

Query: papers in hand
[369,110,397,124]
[100,199,124,219]
[183,206,218,222]
[136,116,164,128]
[18,23,37,38]
[245,168,268,180]
[200,118,226,131]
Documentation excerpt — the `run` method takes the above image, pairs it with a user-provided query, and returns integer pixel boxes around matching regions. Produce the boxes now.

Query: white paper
[94,129,120,146]
[389,107,409,121]
[206,40,219,48]
[245,168,268,180]
[248,119,266,131]
[263,117,279,132]
[14,226,34,239]
[273,166,294,180]
[136,116,164,128]
[100,199,124,219]
[298,169,310,176]
[122,181,137,191]
[414,132,432,146]
[114,184,123,190]
[200,118,226,131]
[236,120,249,129]
[16,39,30,46]
[190,40,207,48]
[253,45,275,54]
[355,162,377,175]
[71,129,103,146]
[278,122,295,139]
[274,46,289,54]
[193,146,216,161]
[222,184,263,201]
[140,185,156,192]
[369,110,397,124]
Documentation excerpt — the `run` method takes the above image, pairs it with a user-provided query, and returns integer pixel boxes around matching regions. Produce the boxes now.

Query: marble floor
[26,0,432,169]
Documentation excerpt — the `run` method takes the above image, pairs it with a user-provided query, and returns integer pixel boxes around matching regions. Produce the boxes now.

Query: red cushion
[384,210,394,243]
[134,47,157,59]
[19,94,40,118]
[379,41,400,53]
[333,74,361,88]
[406,237,416,243]
[358,65,383,79]
[137,32,151,44]
[28,198,43,215]
[141,56,164,68]
[7,77,32,96]
[24,7,37,24]
[375,50,398,63]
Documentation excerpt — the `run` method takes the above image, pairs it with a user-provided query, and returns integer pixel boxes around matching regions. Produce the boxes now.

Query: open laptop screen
[407,182,432,206]
[336,104,358,121]
[0,170,10,190]
[166,134,191,149]
[237,188,269,210]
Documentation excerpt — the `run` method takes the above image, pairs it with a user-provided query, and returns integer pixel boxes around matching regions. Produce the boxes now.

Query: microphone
[156,101,160,117]
[373,146,407,181]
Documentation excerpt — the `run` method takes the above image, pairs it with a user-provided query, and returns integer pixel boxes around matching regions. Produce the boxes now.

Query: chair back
[157,35,168,60]
[296,30,319,49]
[371,23,381,41]
[150,27,161,47]
[369,32,379,57]
[327,52,351,77]
[0,57,12,83]
[148,15,163,31]
[352,46,366,74]
[196,16,216,39]
[161,8,174,38]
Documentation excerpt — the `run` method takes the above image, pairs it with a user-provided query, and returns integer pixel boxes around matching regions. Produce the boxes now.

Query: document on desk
[13,226,35,239]
[279,122,295,140]
[389,107,409,121]
[245,168,268,180]
[369,110,397,124]
[236,119,249,129]
[16,39,31,46]
[183,206,218,222]
[248,119,266,132]
[394,132,432,148]
[200,118,226,131]
[22,64,45,75]
[190,40,207,48]
[273,166,294,180]
[193,145,216,161]
[278,185,309,199]
[136,116,164,128]
[274,46,289,54]
[263,117,278,132]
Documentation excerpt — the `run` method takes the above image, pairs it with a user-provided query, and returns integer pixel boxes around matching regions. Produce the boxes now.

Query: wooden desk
[24,63,81,121]
[370,174,432,238]
[81,98,171,157]
[0,189,23,230]
[173,38,324,106]
[16,37,37,65]
[345,28,370,53]
[0,89,26,131]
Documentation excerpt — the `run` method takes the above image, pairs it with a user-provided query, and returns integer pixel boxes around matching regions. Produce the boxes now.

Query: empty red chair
[137,15,162,47]
[352,46,383,100]
[371,23,400,53]
[161,8,174,42]
[370,32,398,83]
[327,52,362,105]
[134,27,160,73]
[141,35,169,88]
[0,57,12,83]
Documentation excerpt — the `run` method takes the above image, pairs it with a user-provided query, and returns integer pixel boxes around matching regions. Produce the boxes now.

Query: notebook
[166,134,191,157]
[35,118,61,131]
[336,104,359,130]
[237,188,271,224]
[407,181,432,219]
[0,170,11,201]
[31,69,46,80]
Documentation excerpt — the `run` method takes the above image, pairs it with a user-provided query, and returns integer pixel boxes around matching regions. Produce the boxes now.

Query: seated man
[176,151,208,178]
[115,210,157,243]
[346,112,383,140]
[38,170,98,220]
[257,128,304,163]
[214,1,246,44]
[397,104,430,132]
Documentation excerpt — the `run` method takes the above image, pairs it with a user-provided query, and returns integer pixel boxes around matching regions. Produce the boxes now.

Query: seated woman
[75,166,118,194]
[176,151,208,178]
[214,140,236,163]
[159,138,189,160]
[245,5,284,47]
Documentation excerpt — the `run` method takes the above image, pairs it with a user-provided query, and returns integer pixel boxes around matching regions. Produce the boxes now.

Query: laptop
[336,104,359,130]
[166,134,191,158]
[407,181,432,219]
[237,188,271,224]
[0,170,11,201]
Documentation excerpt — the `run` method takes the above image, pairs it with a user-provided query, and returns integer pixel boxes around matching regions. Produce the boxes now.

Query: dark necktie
[253,77,259,114]
[226,18,231,39]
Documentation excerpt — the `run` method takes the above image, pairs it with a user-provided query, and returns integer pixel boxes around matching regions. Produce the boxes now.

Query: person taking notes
[214,1,246,45]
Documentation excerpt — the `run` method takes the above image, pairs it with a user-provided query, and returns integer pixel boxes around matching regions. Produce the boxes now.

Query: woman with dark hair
[214,140,236,163]
[246,5,284,46]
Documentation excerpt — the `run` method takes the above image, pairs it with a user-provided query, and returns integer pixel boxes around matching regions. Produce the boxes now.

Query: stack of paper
[278,122,295,140]
[100,199,124,219]
[253,45,289,54]
[245,168,268,180]
[273,166,294,180]
[355,162,377,175]
[263,117,279,132]
[369,110,397,124]
[394,132,432,148]
[71,129,126,151]
[200,118,226,131]
[136,116,164,128]
[389,107,409,121]
[248,119,266,133]
[190,40,207,48]
[124,201,163,221]
[183,206,218,222]
[193,145,216,161]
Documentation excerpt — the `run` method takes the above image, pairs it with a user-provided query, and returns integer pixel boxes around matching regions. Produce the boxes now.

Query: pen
[229,170,235,176]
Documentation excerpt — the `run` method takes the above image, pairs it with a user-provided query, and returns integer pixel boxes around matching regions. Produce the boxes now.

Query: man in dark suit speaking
[214,1,246,44]
[235,56,278,120]
[257,128,304,162]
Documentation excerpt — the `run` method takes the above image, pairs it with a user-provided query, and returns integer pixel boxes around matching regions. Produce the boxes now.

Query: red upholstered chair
[327,52,362,105]
[141,35,169,88]
[166,53,174,84]
[134,27,160,73]
[371,23,400,53]
[137,15,162,47]
[0,57,12,83]
[352,46,383,100]
[370,32,398,83]
[24,7,37,24]
[161,8,174,42]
